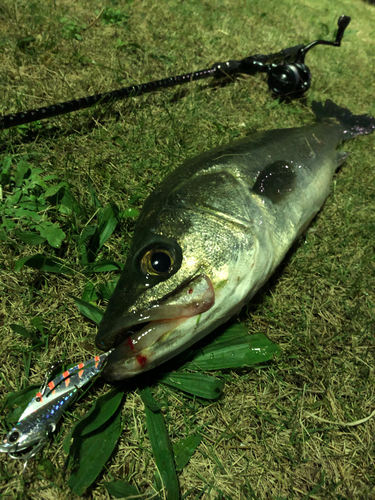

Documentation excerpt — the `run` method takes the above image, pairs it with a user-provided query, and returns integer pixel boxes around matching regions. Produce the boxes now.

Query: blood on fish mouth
[116,316,190,354]
[106,274,216,366]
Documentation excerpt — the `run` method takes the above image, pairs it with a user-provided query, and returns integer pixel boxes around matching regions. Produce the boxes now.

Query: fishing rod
[0,15,350,130]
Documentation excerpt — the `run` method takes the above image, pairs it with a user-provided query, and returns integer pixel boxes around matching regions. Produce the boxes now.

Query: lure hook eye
[267,63,311,97]
[46,423,56,435]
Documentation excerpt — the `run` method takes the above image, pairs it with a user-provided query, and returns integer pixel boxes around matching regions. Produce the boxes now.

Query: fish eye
[141,248,173,276]
[151,251,171,273]
[8,429,20,444]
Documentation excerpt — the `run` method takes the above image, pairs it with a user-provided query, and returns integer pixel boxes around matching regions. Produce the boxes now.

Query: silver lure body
[0,352,110,460]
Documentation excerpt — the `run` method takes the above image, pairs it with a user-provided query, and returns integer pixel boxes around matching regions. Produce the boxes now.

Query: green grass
[0,0,375,498]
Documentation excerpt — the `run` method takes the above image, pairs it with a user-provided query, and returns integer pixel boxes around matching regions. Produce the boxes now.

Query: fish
[96,100,375,381]
[0,352,111,461]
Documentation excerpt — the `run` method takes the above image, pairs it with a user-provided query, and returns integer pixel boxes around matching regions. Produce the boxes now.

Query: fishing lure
[0,351,111,464]
[0,15,350,130]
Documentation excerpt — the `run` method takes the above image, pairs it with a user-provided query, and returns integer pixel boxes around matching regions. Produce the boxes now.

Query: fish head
[96,196,258,380]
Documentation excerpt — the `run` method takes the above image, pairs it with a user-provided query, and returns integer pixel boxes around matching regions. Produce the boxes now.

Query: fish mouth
[100,274,215,377]
[113,316,188,355]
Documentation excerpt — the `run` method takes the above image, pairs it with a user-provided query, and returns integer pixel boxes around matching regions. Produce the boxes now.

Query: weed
[101,7,129,26]
[59,17,86,41]
[0,157,68,248]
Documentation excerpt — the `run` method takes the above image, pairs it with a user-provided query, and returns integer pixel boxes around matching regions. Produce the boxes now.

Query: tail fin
[312,100,375,139]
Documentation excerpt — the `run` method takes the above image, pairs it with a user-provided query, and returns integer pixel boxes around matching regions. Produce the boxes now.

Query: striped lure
[0,351,111,462]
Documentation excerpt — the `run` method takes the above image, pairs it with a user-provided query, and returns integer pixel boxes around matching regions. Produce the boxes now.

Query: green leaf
[27,167,42,176]
[97,203,119,250]
[87,179,102,209]
[10,323,40,343]
[37,457,58,478]
[160,372,224,400]
[30,316,44,335]
[67,404,123,496]
[4,385,40,424]
[4,385,39,409]
[79,225,97,245]
[78,225,97,265]
[140,387,164,412]
[128,193,142,205]
[0,156,12,183]
[14,254,73,274]
[140,387,179,500]
[184,329,281,371]
[73,296,104,324]
[80,389,124,436]
[15,230,47,245]
[81,282,98,302]
[9,404,32,424]
[45,184,82,214]
[211,323,250,345]
[18,199,44,211]
[98,277,120,300]
[2,218,16,230]
[86,203,119,262]
[112,134,126,145]
[44,182,69,198]
[59,188,82,214]
[119,208,140,219]
[14,160,30,187]
[10,208,42,221]
[27,169,47,189]
[42,174,60,181]
[10,323,34,339]
[37,222,66,248]
[173,434,202,471]
[89,260,122,273]
[68,388,124,441]
[62,427,74,455]
[104,481,139,498]
[5,190,22,206]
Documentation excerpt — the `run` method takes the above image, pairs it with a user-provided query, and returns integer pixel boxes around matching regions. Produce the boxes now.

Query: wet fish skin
[96,101,374,380]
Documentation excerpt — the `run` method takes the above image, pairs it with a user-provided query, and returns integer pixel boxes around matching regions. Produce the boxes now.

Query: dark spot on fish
[252,160,296,203]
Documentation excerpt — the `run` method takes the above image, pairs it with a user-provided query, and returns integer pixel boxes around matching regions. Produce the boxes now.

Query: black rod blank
[0,15,350,130]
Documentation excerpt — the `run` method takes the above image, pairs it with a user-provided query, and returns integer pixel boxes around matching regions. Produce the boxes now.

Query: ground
[0,0,374,499]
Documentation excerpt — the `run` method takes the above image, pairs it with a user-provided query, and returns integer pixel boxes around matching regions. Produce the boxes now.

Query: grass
[0,0,375,498]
